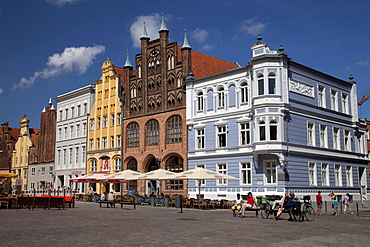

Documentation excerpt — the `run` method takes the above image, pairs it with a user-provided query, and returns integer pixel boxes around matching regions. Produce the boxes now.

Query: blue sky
[1,0,369,128]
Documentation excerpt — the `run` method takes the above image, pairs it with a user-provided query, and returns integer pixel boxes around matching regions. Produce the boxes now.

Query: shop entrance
[146,158,159,196]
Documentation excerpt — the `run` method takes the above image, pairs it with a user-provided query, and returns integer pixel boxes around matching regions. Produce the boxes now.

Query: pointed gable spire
[141,22,150,40]
[159,13,168,31]
[48,97,52,105]
[124,50,132,68]
[42,107,46,113]
[182,29,191,49]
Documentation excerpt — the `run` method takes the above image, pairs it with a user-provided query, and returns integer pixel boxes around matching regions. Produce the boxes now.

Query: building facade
[120,18,237,196]
[27,99,57,191]
[11,115,39,192]
[86,59,123,194]
[54,85,95,193]
[186,36,369,203]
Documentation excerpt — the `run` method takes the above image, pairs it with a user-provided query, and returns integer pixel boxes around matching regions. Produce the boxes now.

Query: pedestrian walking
[316,191,322,215]
[343,193,353,215]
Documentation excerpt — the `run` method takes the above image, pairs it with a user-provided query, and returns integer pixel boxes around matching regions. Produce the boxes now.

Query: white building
[54,85,95,193]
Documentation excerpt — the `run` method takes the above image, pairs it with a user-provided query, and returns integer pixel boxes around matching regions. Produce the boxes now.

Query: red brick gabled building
[0,122,20,172]
[120,18,237,196]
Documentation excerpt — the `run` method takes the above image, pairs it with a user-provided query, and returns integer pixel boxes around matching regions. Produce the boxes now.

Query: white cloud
[46,0,83,6]
[201,44,214,51]
[346,60,369,70]
[130,14,161,48]
[13,45,105,90]
[0,88,3,95]
[240,17,267,36]
[192,28,209,43]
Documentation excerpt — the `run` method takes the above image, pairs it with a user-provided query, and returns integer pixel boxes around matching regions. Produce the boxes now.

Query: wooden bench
[245,207,260,217]
[119,202,137,210]
[41,195,75,208]
[49,197,65,209]
[34,197,50,210]
[13,197,33,210]
[98,200,115,208]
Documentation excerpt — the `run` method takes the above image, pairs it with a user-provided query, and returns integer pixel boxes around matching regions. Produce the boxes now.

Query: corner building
[186,36,369,203]
[121,18,237,196]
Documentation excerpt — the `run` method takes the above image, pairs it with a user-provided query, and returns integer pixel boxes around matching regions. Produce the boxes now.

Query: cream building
[87,59,123,194]
[11,115,39,192]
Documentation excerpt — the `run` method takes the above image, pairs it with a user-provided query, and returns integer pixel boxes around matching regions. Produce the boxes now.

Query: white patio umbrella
[106,169,143,182]
[177,168,238,199]
[137,169,180,195]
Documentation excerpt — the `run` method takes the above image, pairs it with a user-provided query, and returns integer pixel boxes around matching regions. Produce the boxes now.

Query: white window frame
[240,162,252,185]
[90,119,95,130]
[346,165,353,187]
[103,137,107,149]
[75,147,79,164]
[334,164,342,186]
[117,135,121,148]
[31,167,36,176]
[197,91,204,112]
[321,163,329,186]
[307,122,315,146]
[331,89,338,111]
[342,93,348,114]
[240,81,248,104]
[318,85,326,108]
[41,167,45,175]
[90,160,97,172]
[264,160,277,184]
[333,127,340,150]
[308,162,317,186]
[217,163,227,185]
[117,113,122,126]
[217,87,225,108]
[259,120,266,141]
[196,128,205,149]
[114,158,121,171]
[344,130,351,151]
[217,125,227,148]
[103,116,108,128]
[240,122,250,146]
[320,124,327,148]
[268,72,276,94]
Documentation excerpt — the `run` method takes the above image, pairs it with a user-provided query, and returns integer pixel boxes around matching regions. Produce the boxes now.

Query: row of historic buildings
[0,16,369,202]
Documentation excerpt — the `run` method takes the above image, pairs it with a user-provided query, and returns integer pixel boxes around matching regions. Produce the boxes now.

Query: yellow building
[11,115,39,191]
[86,59,123,194]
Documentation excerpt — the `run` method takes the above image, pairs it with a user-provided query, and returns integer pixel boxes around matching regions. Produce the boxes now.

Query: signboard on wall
[102,159,110,171]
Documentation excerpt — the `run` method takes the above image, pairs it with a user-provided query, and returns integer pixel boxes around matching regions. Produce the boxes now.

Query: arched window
[130,84,137,98]
[257,74,264,95]
[114,158,121,171]
[167,115,182,144]
[241,81,248,103]
[127,159,138,171]
[197,91,204,111]
[90,160,97,172]
[146,120,159,146]
[218,87,225,108]
[168,74,175,84]
[259,120,266,141]
[270,120,277,140]
[176,72,182,88]
[167,52,175,70]
[127,122,139,148]
[268,72,276,94]
[165,156,183,190]
[137,61,142,79]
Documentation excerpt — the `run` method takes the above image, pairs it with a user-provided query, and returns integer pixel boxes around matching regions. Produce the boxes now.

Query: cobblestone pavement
[1,202,370,247]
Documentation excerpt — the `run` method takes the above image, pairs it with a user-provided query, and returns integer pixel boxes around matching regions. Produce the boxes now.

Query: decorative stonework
[289,79,314,98]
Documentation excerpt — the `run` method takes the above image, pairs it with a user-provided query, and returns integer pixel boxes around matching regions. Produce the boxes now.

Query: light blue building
[185,36,369,203]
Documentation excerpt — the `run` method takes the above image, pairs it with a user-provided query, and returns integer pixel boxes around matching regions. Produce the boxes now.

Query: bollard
[325,200,328,213]
[356,202,359,215]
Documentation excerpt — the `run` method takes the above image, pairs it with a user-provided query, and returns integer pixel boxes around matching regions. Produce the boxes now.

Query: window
[307,122,315,146]
[96,138,100,150]
[31,167,36,176]
[127,122,139,148]
[103,137,107,149]
[24,169,27,179]
[268,73,276,94]
[270,120,277,140]
[130,85,137,98]
[197,91,204,111]
[117,113,122,126]
[41,167,45,175]
[111,136,114,148]
[331,89,338,111]
[65,109,68,119]
[30,183,35,189]
[64,127,67,139]
[90,160,97,172]
[218,87,225,108]
[127,159,138,171]
[58,128,62,140]
[77,105,81,116]
[241,162,252,185]
[357,135,363,154]
[259,120,266,141]
[69,148,72,164]
[97,117,101,129]
[334,164,342,186]
[82,146,86,163]
[90,119,95,130]
[114,158,121,171]
[63,149,66,165]
[75,147,79,164]
[76,124,80,137]
[196,128,205,149]
[217,163,227,185]
[57,150,61,166]
[333,127,340,150]
[89,139,94,150]
[321,163,329,186]
[49,166,53,175]
[240,122,250,145]
[346,166,353,186]
[117,135,121,148]
[111,114,115,127]
[167,115,182,144]
[265,161,277,184]
[217,126,227,148]
[83,103,87,114]
[240,82,248,104]
[318,85,325,107]
[103,116,108,128]
[308,162,317,186]
[320,125,327,148]
[165,157,183,190]
[257,74,264,95]
[342,93,348,114]
[83,123,87,136]
[146,120,159,146]
[70,126,74,138]
[344,130,351,151]
[71,107,74,118]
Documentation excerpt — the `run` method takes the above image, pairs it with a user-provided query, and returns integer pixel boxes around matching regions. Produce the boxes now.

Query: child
[332,196,339,216]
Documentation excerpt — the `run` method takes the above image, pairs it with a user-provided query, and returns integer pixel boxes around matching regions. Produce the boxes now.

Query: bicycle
[260,195,282,219]
[300,195,316,221]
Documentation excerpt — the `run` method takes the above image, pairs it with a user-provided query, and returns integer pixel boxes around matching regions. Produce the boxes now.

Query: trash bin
[94,193,99,203]
[175,195,183,208]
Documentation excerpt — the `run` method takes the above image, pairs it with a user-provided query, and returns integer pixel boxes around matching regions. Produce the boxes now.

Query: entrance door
[146,158,159,196]
[359,167,367,202]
